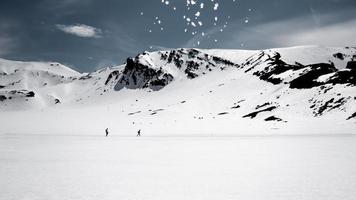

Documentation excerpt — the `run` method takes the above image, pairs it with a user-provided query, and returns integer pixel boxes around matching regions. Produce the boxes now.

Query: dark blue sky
[0,0,355,72]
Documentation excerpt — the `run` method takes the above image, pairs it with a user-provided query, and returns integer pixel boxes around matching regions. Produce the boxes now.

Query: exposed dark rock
[6,90,35,98]
[50,63,60,67]
[333,53,345,60]
[150,74,174,87]
[242,51,355,89]
[314,97,349,116]
[231,105,241,109]
[347,112,356,120]
[253,53,301,85]
[289,63,337,89]
[128,111,141,116]
[320,85,333,94]
[187,49,200,58]
[346,61,356,71]
[243,51,266,72]
[164,50,185,69]
[115,49,240,92]
[185,70,198,79]
[0,85,5,89]
[185,61,200,79]
[265,116,283,122]
[218,112,229,115]
[26,91,35,97]
[116,57,174,91]
[212,56,236,66]
[9,90,17,95]
[243,106,277,119]
[325,70,356,86]
[79,74,92,80]
[160,49,237,79]
[54,99,61,104]
[105,70,121,85]
[237,100,246,103]
[0,95,7,101]
[150,108,164,115]
[9,80,21,86]
[256,102,271,110]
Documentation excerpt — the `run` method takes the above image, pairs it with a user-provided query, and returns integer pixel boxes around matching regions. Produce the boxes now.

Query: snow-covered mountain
[1,46,355,135]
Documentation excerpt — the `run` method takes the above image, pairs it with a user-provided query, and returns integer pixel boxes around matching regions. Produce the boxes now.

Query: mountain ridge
[1,46,355,135]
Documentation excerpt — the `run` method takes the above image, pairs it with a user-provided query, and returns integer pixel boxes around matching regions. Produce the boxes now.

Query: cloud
[0,20,18,56]
[148,45,172,51]
[0,36,15,56]
[99,22,143,55]
[232,16,356,49]
[183,10,356,49]
[275,19,356,47]
[40,0,93,10]
[56,24,102,38]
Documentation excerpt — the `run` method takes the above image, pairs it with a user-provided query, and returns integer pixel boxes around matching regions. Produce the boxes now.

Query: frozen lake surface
[1,134,356,200]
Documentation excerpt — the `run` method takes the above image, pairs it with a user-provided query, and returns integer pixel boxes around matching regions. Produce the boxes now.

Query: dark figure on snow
[105,128,109,137]
[137,129,141,137]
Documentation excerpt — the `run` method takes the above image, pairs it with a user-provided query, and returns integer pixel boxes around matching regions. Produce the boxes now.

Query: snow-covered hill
[0,46,355,135]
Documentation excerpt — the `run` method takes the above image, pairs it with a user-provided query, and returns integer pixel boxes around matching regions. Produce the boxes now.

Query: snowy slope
[0,58,82,109]
[0,46,355,135]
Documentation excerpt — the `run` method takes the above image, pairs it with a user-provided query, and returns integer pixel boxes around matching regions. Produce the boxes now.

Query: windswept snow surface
[1,135,356,200]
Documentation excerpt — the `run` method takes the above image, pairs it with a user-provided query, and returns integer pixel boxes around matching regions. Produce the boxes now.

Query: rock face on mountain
[241,51,356,89]
[115,56,174,91]
[157,48,237,79]
[114,49,239,91]
[346,61,356,70]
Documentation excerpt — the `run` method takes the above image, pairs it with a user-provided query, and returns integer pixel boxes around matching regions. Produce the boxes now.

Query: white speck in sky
[143,0,244,46]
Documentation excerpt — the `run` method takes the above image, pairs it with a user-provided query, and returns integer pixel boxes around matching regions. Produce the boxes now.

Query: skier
[105,128,109,137]
[137,129,141,137]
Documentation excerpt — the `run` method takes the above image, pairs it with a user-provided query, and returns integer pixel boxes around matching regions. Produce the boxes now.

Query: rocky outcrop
[265,116,283,122]
[346,61,356,71]
[0,90,35,101]
[242,51,356,89]
[159,49,238,79]
[243,106,278,119]
[105,70,121,85]
[115,57,174,91]
[252,52,302,85]
[325,70,356,86]
[115,49,239,91]
[289,63,337,89]
[347,112,356,120]
[0,95,6,101]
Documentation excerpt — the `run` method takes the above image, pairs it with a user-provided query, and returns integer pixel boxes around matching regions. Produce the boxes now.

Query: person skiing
[105,128,109,137]
[137,129,141,137]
